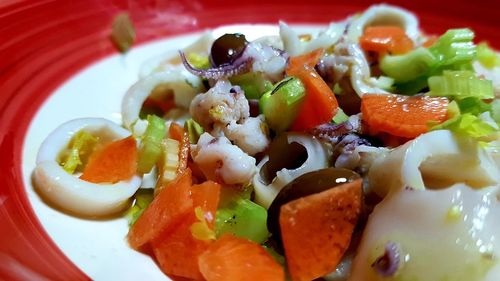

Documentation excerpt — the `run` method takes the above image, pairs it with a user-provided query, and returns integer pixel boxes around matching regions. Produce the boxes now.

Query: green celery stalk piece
[380,47,437,83]
[394,75,429,95]
[230,72,273,99]
[124,188,154,226]
[428,70,493,100]
[477,42,500,69]
[447,100,461,118]
[137,115,166,174]
[124,205,143,226]
[215,198,269,244]
[135,188,154,209]
[58,130,98,174]
[332,108,349,124]
[259,77,306,133]
[431,113,497,138]
[218,184,253,208]
[429,28,476,66]
[184,118,204,144]
[371,76,395,91]
[456,97,492,115]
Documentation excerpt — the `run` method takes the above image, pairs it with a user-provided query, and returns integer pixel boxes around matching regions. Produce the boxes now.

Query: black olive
[210,33,248,67]
[267,167,361,250]
[259,134,308,185]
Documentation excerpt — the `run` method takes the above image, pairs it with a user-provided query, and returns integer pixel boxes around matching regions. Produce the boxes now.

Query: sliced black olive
[210,33,248,67]
[259,134,308,185]
[267,167,361,249]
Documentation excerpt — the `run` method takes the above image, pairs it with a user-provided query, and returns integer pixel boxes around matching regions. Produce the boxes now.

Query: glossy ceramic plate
[1,0,499,280]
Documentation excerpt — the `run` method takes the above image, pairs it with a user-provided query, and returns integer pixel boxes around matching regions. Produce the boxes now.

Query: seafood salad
[33,4,500,281]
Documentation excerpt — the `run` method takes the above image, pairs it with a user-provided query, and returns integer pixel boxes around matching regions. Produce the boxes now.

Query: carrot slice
[80,136,137,183]
[286,49,338,131]
[128,170,193,251]
[151,181,221,280]
[361,94,449,138]
[198,234,285,281]
[287,48,324,70]
[279,179,362,281]
[169,122,189,174]
[360,26,414,55]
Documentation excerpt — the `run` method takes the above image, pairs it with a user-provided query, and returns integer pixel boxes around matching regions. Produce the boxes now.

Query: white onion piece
[350,184,500,281]
[346,4,419,43]
[279,21,346,56]
[139,31,214,78]
[253,134,329,209]
[368,130,500,197]
[34,118,142,217]
[122,68,204,133]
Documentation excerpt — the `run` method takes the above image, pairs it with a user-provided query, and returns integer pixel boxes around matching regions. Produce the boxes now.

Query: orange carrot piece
[191,181,221,226]
[361,94,449,139]
[152,218,209,280]
[151,180,221,280]
[280,179,362,281]
[80,136,137,183]
[128,170,193,251]
[287,48,324,70]
[360,26,414,55]
[169,122,189,174]
[286,50,338,131]
[198,234,285,281]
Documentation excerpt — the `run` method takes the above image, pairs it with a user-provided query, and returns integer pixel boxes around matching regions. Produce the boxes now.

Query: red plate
[0,0,498,280]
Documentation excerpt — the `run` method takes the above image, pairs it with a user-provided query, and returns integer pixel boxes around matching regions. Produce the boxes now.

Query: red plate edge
[0,0,498,280]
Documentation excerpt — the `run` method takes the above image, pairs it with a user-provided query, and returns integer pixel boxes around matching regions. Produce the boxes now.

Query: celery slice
[447,100,461,119]
[155,138,180,194]
[125,188,154,226]
[431,113,496,138]
[58,130,98,174]
[382,29,478,94]
[380,47,437,83]
[332,108,349,124]
[230,72,273,99]
[428,70,493,100]
[215,199,269,244]
[137,115,166,174]
[184,118,204,143]
[429,28,476,66]
[260,77,306,133]
[477,42,500,69]
[394,75,429,95]
[456,97,492,115]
